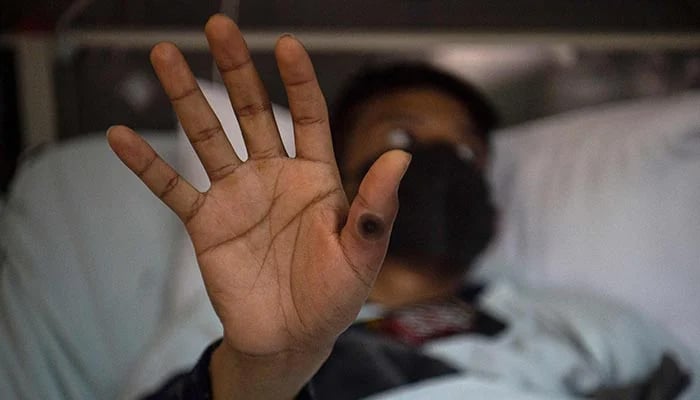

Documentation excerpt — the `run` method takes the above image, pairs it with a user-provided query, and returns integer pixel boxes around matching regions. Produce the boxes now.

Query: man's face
[341,87,488,194]
[339,86,496,295]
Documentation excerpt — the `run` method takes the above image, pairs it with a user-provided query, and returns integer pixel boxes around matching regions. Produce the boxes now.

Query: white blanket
[415,282,699,400]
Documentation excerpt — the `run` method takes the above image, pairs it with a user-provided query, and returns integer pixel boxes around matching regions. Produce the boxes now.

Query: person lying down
[106,14,697,400]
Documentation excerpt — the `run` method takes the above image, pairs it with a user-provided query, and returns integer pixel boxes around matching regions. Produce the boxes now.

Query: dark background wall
[1,1,699,191]
[237,0,700,31]
[3,0,700,32]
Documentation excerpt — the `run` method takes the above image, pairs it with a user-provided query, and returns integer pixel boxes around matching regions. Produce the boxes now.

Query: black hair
[330,62,499,168]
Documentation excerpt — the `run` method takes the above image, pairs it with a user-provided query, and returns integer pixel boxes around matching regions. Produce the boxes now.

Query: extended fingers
[107,126,205,223]
[205,14,285,160]
[339,150,412,283]
[150,42,240,181]
[275,35,335,164]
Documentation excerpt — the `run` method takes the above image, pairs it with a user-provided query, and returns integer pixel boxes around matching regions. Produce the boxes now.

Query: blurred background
[1,0,699,192]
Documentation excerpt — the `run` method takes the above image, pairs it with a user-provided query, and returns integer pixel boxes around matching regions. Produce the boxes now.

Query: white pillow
[476,92,700,352]
[0,133,180,399]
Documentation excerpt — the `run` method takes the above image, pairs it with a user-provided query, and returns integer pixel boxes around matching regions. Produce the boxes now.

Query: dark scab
[358,213,385,240]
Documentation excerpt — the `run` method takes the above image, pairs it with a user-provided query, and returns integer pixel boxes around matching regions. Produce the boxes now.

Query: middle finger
[150,42,241,182]
[205,14,286,160]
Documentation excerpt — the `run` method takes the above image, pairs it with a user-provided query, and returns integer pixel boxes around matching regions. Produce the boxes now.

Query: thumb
[339,149,412,287]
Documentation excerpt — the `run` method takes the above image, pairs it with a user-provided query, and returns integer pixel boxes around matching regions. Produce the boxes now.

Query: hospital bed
[1,1,700,397]
[1,77,699,398]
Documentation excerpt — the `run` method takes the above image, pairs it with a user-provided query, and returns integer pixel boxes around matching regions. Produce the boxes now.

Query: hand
[108,14,410,399]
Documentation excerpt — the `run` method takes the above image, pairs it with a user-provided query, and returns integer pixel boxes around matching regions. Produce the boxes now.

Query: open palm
[108,15,410,359]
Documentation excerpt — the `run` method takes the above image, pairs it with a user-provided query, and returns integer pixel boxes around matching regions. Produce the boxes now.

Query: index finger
[205,15,286,160]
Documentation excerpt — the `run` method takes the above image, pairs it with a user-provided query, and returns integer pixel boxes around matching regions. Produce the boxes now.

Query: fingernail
[358,213,386,241]
[106,125,116,137]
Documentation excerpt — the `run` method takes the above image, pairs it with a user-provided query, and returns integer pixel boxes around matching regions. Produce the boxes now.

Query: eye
[387,128,415,150]
[455,143,476,162]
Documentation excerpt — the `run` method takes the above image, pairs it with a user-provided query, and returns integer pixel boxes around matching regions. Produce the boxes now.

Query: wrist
[210,340,330,400]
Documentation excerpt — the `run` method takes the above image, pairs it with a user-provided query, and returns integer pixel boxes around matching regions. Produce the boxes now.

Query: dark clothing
[144,286,502,400]
[142,329,458,400]
[141,339,317,400]
[141,339,220,400]
[311,326,459,400]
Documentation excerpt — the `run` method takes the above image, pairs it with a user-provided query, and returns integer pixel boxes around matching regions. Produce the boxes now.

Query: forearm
[210,340,331,400]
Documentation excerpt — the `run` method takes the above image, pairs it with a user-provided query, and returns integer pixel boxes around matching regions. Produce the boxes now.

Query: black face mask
[358,143,496,278]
